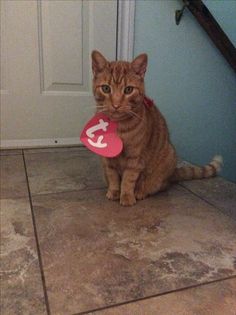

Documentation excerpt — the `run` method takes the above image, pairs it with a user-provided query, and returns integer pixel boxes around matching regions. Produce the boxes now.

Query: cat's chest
[105,154,127,174]
[106,145,143,174]
[117,125,141,147]
[117,115,147,146]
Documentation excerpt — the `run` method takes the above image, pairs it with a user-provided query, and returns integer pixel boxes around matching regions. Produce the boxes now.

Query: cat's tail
[171,155,223,182]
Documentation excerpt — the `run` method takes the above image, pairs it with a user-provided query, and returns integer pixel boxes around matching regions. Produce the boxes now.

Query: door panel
[0,0,117,147]
[39,1,86,92]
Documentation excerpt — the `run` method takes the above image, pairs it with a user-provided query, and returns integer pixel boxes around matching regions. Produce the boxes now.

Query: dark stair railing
[176,0,236,72]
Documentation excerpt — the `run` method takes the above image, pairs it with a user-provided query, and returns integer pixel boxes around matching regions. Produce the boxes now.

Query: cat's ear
[91,50,108,75]
[131,53,148,78]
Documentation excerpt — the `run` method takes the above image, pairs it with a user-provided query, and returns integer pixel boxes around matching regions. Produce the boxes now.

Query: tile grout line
[178,183,236,221]
[22,150,51,315]
[72,275,236,315]
[0,149,24,156]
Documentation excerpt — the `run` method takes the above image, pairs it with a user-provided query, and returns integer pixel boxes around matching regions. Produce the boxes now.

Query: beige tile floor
[1,147,236,315]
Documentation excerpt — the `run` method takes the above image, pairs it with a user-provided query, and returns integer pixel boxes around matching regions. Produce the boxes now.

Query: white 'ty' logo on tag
[86,119,109,148]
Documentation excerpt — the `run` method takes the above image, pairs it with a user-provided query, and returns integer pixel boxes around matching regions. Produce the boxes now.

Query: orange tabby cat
[92,50,222,206]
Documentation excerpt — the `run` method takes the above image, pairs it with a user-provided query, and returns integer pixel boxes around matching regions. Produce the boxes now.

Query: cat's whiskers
[96,108,108,114]
[96,104,106,111]
[127,109,144,121]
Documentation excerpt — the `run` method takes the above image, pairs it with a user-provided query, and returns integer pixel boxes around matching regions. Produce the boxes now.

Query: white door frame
[0,0,135,149]
[117,0,135,61]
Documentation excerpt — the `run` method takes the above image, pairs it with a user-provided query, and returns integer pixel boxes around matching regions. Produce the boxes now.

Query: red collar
[143,96,154,108]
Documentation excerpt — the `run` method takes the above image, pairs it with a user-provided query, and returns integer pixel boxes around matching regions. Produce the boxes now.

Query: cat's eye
[124,86,134,95]
[101,85,111,94]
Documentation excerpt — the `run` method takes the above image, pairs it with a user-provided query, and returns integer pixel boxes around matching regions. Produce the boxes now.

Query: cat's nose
[112,103,120,110]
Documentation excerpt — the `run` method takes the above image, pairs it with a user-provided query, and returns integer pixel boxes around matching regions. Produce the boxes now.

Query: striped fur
[92,51,222,206]
[171,156,223,182]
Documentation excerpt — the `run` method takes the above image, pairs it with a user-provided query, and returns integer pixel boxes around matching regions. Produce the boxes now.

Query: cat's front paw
[106,189,120,201]
[120,193,136,206]
[135,189,148,200]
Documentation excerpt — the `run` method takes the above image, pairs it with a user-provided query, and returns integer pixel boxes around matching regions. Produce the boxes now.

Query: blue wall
[204,0,236,46]
[134,0,236,182]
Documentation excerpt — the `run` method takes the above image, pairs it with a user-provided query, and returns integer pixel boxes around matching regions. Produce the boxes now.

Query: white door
[0,0,118,148]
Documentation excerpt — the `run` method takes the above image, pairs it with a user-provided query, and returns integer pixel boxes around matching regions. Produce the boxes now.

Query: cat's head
[91,50,147,120]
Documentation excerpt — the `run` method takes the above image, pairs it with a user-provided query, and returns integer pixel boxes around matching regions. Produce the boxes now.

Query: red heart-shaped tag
[80,113,123,157]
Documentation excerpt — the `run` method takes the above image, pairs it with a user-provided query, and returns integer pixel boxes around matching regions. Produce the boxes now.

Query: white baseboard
[0,137,81,149]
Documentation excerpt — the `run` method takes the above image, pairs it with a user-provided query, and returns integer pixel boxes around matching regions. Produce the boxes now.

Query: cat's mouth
[108,111,129,121]
[96,107,130,121]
